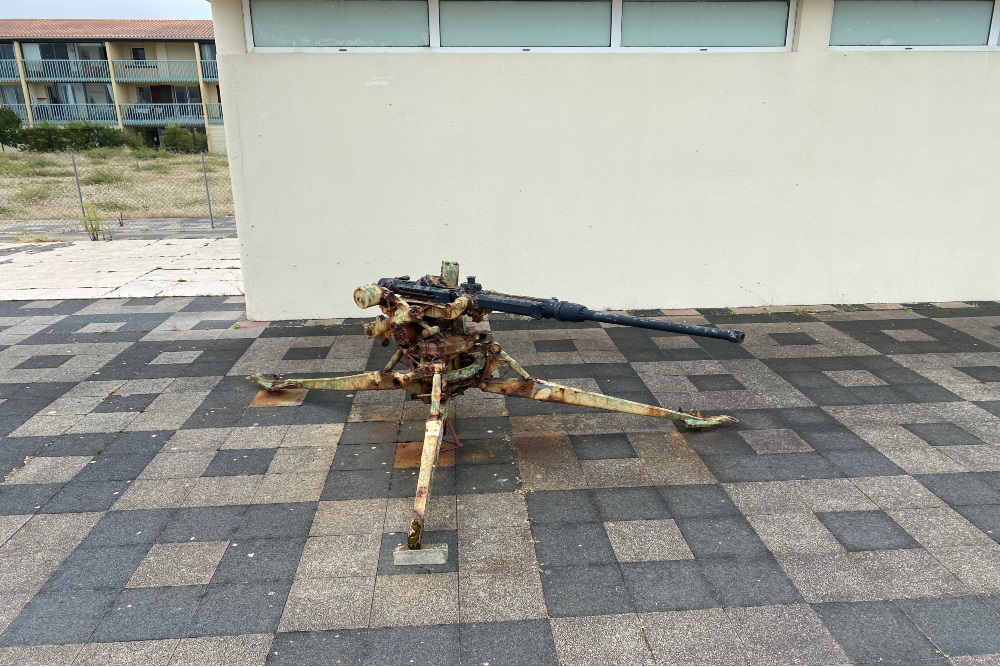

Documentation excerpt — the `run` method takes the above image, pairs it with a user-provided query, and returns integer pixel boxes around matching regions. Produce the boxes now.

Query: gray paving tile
[42,544,150,592]
[74,639,180,665]
[365,625,459,666]
[457,573,548,623]
[370,573,458,627]
[817,510,922,551]
[897,596,1000,657]
[190,581,292,637]
[532,522,616,567]
[172,634,273,666]
[726,604,850,665]
[210,538,305,584]
[605,519,693,562]
[641,609,750,665]
[0,588,117,646]
[128,541,229,588]
[675,515,770,558]
[620,560,717,612]
[90,585,205,642]
[549,614,652,666]
[278,576,374,631]
[540,564,633,617]
[266,630,367,666]
[699,556,804,607]
[778,550,970,602]
[813,600,949,665]
[460,619,558,666]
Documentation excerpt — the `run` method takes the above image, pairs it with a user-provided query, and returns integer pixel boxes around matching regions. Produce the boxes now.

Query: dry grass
[0,148,234,220]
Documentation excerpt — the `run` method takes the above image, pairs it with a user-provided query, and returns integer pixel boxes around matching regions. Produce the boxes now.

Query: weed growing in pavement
[80,203,112,241]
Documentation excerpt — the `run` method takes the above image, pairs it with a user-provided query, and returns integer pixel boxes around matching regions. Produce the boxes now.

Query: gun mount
[249,262,746,565]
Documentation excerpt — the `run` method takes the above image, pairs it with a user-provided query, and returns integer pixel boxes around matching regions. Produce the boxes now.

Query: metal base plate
[392,543,448,566]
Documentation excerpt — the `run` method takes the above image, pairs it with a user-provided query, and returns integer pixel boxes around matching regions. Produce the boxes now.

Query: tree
[0,107,22,150]
[163,124,195,153]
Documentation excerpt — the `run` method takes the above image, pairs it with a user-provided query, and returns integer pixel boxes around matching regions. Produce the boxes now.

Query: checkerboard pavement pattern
[1,298,1000,665]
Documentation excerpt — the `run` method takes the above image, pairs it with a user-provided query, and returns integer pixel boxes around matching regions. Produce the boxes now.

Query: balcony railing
[23,59,110,81]
[112,59,199,82]
[120,103,205,126]
[205,103,223,124]
[201,60,218,81]
[2,104,29,122]
[30,103,117,124]
[0,60,18,82]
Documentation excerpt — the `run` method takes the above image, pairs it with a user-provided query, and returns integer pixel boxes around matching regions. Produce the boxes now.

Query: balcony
[23,59,110,82]
[30,103,117,124]
[2,104,29,122]
[201,60,218,81]
[120,103,205,126]
[0,60,18,82]
[206,103,224,124]
[112,59,199,83]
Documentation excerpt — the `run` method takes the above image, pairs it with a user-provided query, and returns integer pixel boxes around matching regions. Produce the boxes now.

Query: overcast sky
[1,1,212,20]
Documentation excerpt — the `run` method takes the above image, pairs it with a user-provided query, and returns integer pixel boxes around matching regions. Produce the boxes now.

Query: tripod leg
[479,377,737,429]
[394,369,450,565]
[247,371,417,393]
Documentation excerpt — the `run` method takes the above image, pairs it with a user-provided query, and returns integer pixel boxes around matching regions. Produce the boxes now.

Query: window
[830,0,995,46]
[622,0,790,47]
[200,43,217,60]
[440,1,612,47]
[132,47,147,60]
[249,0,430,47]
[174,86,202,104]
[245,0,794,48]
[0,43,14,60]
[39,43,70,60]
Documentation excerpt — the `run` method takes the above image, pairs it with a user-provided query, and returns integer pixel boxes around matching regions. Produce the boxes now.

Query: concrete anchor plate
[393,543,448,566]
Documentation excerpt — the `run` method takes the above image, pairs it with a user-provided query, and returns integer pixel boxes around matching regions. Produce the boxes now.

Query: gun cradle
[248,262,745,565]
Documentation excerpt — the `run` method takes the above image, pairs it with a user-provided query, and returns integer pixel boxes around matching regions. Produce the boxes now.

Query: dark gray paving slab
[813,600,950,665]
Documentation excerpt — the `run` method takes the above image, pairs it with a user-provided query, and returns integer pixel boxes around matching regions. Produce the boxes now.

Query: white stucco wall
[211,0,1000,320]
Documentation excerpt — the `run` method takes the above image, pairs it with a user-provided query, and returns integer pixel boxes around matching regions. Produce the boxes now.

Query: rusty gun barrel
[375,277,745,344]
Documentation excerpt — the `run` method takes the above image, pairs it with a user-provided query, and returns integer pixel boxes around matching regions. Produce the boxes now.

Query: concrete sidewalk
[0,238,242,301]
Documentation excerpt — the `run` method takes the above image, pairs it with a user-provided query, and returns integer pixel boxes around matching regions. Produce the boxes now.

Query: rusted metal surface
[247,262,747,564]
[408,368,446,550]
[394,441,456,469]
[249,387,308,408]
[480,378,738,429]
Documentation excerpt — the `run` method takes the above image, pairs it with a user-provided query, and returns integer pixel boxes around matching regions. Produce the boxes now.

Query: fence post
[201,150,214,229]
[70,151,85,217]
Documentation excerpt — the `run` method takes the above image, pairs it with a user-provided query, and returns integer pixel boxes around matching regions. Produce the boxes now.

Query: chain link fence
[0,149,234,226]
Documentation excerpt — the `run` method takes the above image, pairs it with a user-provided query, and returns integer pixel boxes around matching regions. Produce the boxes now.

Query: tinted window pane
[440,1,612,46]
[250,0,430,47]
[622,1,789,47]
[830,0,994,46]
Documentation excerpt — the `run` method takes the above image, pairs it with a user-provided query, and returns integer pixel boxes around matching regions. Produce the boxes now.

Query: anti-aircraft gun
[249,262,745,565]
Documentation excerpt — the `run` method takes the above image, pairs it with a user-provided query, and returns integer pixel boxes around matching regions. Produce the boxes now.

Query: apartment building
[0,19,225,153]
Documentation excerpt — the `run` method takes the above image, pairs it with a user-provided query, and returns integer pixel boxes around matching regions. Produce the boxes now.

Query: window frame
[827,0,1000,51]
[242,0,798,53]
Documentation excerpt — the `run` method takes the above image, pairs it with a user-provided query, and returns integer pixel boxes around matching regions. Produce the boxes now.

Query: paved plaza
[0,238,241,301]
[0,292,1000,664]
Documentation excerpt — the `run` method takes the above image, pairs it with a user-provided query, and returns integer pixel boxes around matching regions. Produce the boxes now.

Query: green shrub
[16,122,133,152]
[163,125,195,153]
[0,107,21,148]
